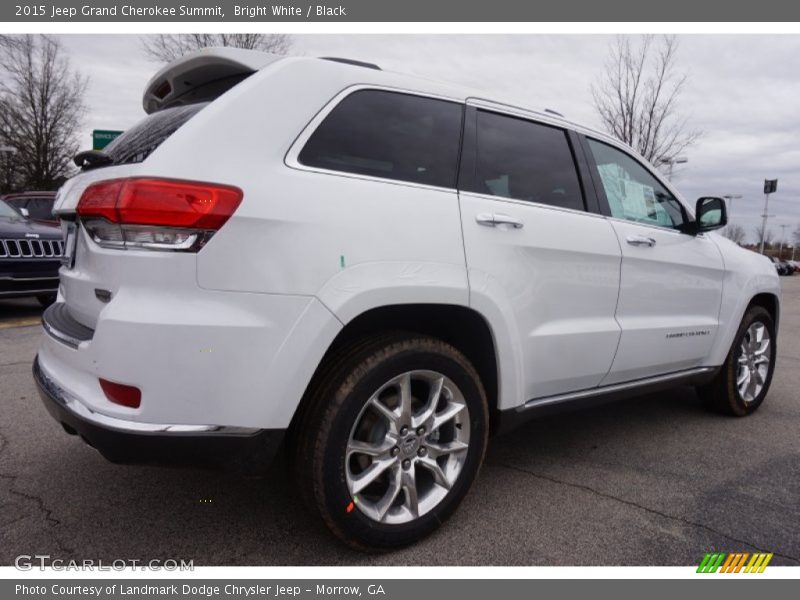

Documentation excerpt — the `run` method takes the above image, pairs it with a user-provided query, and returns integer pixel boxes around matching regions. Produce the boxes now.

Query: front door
[584,137,725,385]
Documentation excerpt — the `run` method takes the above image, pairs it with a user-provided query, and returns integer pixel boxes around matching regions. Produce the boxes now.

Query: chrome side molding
[523,367,717,410]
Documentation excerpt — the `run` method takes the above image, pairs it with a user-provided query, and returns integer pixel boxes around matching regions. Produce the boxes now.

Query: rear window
[298,90,463,189]
[101,102,209,166]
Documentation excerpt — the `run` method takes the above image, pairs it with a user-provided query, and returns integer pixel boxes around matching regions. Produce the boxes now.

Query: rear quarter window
[298,90,464,189]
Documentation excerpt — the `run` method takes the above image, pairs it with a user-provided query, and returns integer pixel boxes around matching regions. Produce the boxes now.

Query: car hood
[0,216,62,239]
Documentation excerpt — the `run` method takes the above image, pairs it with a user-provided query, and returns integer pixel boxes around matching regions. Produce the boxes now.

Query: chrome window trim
[458,190,605,221]
[603,214,704,237]
[285,84,465,194]
[467,97,577,131]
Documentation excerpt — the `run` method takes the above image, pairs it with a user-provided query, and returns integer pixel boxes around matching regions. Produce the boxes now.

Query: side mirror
[694,197,728,232]
[18,207,29,218]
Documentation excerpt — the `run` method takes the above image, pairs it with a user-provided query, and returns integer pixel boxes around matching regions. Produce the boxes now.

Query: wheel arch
[288,303,504,441]
[748,292,780,333]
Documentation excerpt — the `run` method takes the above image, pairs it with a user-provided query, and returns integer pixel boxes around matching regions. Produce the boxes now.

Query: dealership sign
[92,129,123,151]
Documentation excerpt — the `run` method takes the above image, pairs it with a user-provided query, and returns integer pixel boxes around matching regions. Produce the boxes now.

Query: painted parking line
[0,317,42,330]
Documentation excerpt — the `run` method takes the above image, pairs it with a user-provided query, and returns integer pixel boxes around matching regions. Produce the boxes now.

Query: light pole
[779,224,790,260]
[659,156,688,181]
[723,194,742,214]
[760,179,778,255]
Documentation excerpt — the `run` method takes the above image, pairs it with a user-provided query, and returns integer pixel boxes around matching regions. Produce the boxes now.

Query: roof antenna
[544,108,564,117]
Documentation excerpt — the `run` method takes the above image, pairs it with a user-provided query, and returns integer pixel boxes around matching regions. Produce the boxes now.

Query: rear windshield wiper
[74,150,113,171]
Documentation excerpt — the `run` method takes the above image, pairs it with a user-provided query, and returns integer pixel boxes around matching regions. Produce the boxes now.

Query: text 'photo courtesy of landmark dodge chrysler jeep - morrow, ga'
[34,49,780,550]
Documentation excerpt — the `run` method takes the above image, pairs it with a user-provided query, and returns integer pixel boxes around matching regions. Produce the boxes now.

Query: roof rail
[544,108,564,118]
[320,57,382,70]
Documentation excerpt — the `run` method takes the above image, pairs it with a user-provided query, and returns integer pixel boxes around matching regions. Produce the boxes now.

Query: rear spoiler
[142,47,284,114]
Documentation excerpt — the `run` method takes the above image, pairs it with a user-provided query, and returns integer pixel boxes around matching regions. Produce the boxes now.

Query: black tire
[36,294,57,307]
[698,306,776,416]
[292,333,489,550]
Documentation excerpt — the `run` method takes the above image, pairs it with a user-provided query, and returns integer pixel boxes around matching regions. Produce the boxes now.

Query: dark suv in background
[0,198,63,306]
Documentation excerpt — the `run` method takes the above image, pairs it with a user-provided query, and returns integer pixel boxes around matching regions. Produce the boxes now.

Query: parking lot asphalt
[1,282,798,567]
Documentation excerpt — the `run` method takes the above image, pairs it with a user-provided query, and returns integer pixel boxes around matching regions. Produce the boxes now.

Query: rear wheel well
[291,304,499,437]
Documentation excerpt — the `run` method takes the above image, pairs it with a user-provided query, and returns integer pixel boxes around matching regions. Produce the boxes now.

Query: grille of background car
[0,239,63,258]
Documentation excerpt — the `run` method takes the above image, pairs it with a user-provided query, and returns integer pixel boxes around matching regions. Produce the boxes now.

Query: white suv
[35,49,780,549]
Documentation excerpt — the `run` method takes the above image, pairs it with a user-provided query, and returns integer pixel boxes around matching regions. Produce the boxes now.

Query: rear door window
[298,90,463,189]
[469,110,585,211]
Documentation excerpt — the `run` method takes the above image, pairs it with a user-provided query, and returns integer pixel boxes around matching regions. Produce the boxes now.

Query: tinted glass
[471,110,584,210]
[299,90,463,188]
[100,102,209,168]
[588,139,685,230]
[0,200,20,219]
[25,197,55,220]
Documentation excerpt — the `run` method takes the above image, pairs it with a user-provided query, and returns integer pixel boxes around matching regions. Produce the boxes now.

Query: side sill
[494,366,720,435]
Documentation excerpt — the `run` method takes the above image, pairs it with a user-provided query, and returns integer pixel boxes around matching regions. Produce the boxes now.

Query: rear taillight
[76,178,242,252]
[99,378,141,409]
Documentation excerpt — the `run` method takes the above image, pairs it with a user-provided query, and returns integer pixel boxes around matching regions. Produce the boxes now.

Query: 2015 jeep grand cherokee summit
[34,49,780,550]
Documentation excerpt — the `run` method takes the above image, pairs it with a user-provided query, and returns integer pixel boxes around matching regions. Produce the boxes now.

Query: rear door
[459,105,623,401]
[582,137,725,384]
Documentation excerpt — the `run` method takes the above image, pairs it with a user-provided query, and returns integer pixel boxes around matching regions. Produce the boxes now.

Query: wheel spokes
[426,439,468,459]
[369,395,400,430]
[401,465,420,518]
[417,455,452,490]
[347,438,395,459]
[745,373,758,401]
[397,372,414,425]
[373,465,403,521]
[351,456,397,495]
[736,367,750,388]
[413,376,444,429]
[432,400,466,432]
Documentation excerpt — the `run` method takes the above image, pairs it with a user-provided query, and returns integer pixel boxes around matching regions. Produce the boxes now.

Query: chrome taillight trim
[81,218,213,253]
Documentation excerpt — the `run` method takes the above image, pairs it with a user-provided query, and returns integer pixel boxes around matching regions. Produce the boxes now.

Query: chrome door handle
[626,235,656,247]
[475,213,524,229]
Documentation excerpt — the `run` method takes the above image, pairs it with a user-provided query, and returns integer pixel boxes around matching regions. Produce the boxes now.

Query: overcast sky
[58,34,800,245]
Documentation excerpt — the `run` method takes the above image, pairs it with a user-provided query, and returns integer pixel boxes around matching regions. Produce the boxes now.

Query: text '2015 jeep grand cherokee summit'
[34,49,780,550]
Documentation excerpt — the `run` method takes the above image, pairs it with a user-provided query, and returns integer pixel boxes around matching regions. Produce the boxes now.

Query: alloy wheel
[345,370,470,524]
[736,322,772,403]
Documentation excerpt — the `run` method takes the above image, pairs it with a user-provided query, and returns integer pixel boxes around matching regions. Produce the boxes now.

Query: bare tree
[753,226,774,249]
[722,224,746,246]
[141,34,293,63]
[793,224,800,247]
[0,35,87,193]
[592,35,701,170]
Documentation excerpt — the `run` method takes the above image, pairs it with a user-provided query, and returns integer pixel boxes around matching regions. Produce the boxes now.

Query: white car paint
[42,49,780,435]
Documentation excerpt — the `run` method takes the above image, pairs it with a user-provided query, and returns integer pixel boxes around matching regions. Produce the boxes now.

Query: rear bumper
[33,356,285,474]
